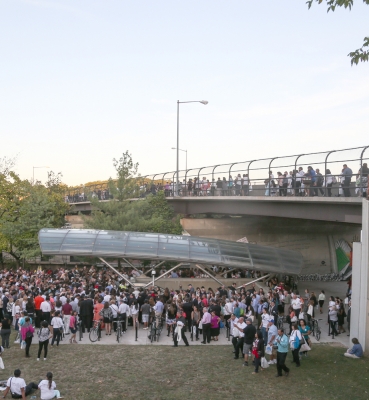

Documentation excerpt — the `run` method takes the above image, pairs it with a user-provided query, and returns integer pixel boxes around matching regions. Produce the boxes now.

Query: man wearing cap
[267,319,278,365]
[200,307,212,344]
[233,316,246,359]
[242,317,256,366]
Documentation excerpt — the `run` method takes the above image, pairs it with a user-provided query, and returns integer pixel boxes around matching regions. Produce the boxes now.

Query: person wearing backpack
[37,320,51,361]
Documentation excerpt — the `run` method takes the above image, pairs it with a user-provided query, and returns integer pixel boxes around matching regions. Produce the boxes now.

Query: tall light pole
[176,100,208,196]
[33,166,50,183]
[171,147,187,171]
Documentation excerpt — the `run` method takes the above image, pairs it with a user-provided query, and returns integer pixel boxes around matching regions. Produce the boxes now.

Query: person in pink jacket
[21,317,34,358]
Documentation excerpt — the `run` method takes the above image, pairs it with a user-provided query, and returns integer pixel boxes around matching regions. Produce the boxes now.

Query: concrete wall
[181,216,360,275]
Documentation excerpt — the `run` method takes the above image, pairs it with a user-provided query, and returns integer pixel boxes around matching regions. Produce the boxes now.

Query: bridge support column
[351,200,369,353]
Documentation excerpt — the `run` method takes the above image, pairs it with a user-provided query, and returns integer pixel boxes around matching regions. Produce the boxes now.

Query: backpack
[7,302,13,313]
[332,176,337,184]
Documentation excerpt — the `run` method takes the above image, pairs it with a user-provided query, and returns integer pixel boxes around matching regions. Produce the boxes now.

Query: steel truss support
[99,257,136,288]
[143,263,184,288]
[195,264,225,286]
[236,273,271,289]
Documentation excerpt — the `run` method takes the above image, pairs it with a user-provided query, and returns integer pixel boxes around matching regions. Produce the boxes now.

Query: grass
[1,339,368,400]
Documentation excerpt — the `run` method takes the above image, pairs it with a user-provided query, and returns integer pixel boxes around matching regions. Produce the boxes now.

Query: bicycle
[89,320,102,342]
[148,318,162,343]
[311,318,322,341]
[116,319,123,343]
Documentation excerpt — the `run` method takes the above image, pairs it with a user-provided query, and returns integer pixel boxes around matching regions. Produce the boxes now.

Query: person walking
[242,317,256,367]
[173,311,189,347]
[37,320,51,361]
[275,328,290,377]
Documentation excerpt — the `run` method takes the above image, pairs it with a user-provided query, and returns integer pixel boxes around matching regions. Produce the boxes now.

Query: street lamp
[176,100,208,196]
[33,166,50,183]
[171,147,187,171]
[151,270,156,287]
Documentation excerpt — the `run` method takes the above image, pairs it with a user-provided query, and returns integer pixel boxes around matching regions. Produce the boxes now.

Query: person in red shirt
[34,293,44,328]
[62,299,73,335]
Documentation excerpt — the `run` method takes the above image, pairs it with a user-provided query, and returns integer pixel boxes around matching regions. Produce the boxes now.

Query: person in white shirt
[118,301,130,333]
[38,372,63,400]
[50,311,64,347]
[41,297,52,324]
[109,300,119,332]
[103,291,111,303]
[233,316,246,359]
[291,295,301,318]
[2,368,38,399]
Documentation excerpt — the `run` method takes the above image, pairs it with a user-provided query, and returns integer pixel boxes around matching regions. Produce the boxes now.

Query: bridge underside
[167,196,363,224]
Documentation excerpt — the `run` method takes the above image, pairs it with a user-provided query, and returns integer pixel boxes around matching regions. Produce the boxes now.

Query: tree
[86,190,182,234]
[307,0,369,65]
[107,151,140,202]
[85,152,182,234]
[0,167,69,264]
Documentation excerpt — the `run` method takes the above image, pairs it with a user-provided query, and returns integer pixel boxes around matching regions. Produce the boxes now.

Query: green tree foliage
[0,165,69,264]
[307,0,369,65]
[86,188,182,234]
[107,151,141,202]
[86,152,182,234]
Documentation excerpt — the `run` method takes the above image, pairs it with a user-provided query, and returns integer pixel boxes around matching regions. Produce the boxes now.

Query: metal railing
[65,145,369,202]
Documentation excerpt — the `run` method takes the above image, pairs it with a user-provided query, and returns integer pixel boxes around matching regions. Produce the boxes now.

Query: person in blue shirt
[274,328,290,377]
[344,338,363,358]
[342,164,353,197]
[307,166,317,196]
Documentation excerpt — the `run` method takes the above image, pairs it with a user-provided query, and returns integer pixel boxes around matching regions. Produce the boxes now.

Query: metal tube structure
[176,100,180,196]
[360,146,369,196]
[324,150,336,194]
[268,158,278,196]
[236,273,270,289]
[144,263,183,288]
[195,264,225,286]
[99,257,136,288]
[145,260,166,276]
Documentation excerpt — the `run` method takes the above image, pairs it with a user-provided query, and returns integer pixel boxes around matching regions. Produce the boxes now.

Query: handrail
[65,145,369,200]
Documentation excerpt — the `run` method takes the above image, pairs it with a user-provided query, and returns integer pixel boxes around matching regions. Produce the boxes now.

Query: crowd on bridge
[0,262,363,396]
[65,162,368,202]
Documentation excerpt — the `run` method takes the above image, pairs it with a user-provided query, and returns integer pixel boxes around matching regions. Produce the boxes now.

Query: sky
[1,0,368,186]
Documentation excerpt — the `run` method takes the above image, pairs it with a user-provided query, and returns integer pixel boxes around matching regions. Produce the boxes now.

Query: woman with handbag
[252,330,265,374]
[289,324,302,367]
[298,319,311,357]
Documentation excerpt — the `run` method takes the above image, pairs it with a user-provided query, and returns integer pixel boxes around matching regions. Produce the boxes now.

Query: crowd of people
[65,162,369,202]
[0,264,363,396]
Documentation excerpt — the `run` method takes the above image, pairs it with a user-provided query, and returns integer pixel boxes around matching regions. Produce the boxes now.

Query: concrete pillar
[350,242,362,343]
[361,199,369,353]
[351,199,369,353]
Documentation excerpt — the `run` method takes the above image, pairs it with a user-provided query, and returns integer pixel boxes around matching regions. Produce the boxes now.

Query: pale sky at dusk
[1,0,368,185]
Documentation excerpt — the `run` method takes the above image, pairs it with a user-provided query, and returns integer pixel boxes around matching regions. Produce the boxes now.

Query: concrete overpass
[69,196,363,224]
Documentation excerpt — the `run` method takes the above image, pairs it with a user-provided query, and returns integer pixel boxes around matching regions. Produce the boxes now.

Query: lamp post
[152,270,156,287]
[33,166,50,183]
[171,147,187,171]
[176,100,208,196]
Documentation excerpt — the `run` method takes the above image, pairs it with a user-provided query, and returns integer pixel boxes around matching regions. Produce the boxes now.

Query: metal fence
[66,145,369,202]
